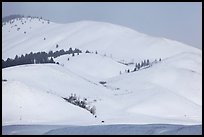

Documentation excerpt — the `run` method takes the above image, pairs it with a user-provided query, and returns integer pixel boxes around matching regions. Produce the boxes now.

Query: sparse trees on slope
[63,94,96,116]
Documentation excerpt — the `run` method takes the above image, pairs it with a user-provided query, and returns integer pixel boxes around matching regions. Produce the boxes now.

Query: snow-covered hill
[2,17,202,127]
[2,17,201,61]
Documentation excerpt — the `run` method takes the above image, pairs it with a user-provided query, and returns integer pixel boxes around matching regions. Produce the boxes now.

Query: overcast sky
[2,2,202,49]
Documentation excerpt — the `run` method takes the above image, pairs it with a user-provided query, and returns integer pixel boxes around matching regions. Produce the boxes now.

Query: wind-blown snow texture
[2,17,202,134]
[2,124,202,135]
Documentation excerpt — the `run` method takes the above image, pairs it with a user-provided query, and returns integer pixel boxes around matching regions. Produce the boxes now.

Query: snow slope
[54,53,129,80]
[2,52,202,125]
[2,18,201,62]
[2,17,202,127]
[2,80,98,126]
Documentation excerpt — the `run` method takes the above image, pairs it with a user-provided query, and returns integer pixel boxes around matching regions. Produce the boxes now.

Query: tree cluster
[2,52,55,68]
[2,14,24,25]
[49,47,82,58]
[133,59,150,72]
[62,94,96,116]
[122,58,162,74]
[2,15,51,27]
[2,48,82,68]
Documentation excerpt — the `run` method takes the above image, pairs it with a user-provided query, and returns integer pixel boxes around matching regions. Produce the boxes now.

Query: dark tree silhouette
[85,50,90,53]
[2,48,82,68]
[137,63,140,70]
[127,69,130,73]
[147,59,150,65]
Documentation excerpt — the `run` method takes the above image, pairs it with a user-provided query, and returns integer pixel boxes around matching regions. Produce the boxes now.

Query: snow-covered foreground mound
[2,80,97,126]
[2,124,202,135]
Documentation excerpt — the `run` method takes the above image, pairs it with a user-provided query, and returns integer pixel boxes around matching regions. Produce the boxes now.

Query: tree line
[121,58,161,74]
[2,47,82,68]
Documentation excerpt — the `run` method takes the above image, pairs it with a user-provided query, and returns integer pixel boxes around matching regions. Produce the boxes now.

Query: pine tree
[2,59,5,68]
[135,63,138,69]
[144,60,146,66]
[147,59,150,65]
[138,63,140,69]
[85,50,90,53]
[141,61,144,67]
[68,47,73,54]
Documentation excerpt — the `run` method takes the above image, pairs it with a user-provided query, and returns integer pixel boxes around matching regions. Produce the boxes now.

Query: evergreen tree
[147,59,150,65]
[19,55,25,65]
[48,51,53,57]
[68,47,73,54]
[73,48,81,54]
[138,63,140,69]
[144,60,146,66]
[135,63,138,69]
[2,59,5,68]
[14,55,19,65]
[6,58,13,67]
[85,50,90,53]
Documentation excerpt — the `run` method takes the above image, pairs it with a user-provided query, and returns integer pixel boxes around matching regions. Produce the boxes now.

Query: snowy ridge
[2,18,201,60]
